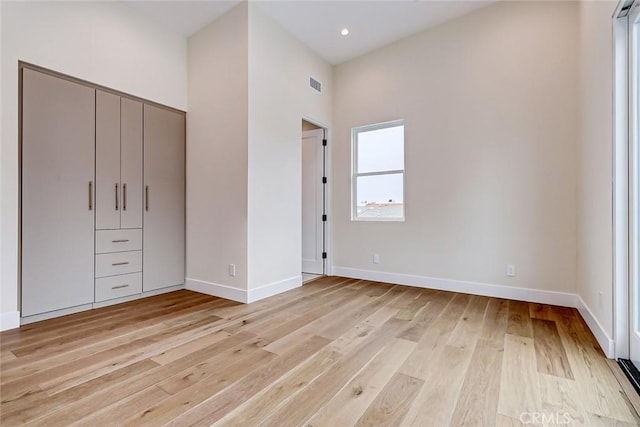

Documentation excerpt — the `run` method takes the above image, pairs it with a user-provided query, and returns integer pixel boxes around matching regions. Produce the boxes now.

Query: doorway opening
[301,119,327,284]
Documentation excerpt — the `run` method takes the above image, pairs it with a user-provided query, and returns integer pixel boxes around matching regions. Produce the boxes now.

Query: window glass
[352,120,405,221]
[356,174,404,219]
[357,125,404,173]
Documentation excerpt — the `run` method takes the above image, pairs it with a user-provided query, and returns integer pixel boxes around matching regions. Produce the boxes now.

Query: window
[352,120,405,221]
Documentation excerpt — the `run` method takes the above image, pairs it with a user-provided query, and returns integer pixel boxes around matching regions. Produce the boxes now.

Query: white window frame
[351,119,405,222]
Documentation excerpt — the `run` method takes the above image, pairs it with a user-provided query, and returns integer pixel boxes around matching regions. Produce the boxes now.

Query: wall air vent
[310,77,321,93]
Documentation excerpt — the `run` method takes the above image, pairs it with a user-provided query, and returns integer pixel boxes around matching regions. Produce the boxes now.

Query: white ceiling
[123,1,242,36]
[122,1,495,65]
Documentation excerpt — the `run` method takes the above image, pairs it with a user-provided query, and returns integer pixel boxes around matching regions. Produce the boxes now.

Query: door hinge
[322,252,327,259]
[322,214,327,222]
[322,177,327,184]
[322,139,327,146]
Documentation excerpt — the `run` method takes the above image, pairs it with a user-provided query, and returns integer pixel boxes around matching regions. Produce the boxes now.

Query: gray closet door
[120,98,143,229]
[22,68,95,317]
[143,104,185,291]
[96,90,121,230]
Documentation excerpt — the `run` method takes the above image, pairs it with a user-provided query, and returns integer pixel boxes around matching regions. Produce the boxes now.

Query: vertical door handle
[89,181,93,210]
[145,186,149,211]
[123,183,127,211]
[115,183,119,210]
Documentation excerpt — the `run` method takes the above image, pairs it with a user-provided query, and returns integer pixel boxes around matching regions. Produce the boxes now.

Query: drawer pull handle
[112,239,130,243]
[112,284,130,290]
[112,262,129,266]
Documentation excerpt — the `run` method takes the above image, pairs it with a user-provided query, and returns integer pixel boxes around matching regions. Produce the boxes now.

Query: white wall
[246,4,332,295]
[332,1,580,295]
[0,2,4,321]
[0,1,187,324]
[186,3,249,297]
[185,3,332,302]
[577,0,618,345]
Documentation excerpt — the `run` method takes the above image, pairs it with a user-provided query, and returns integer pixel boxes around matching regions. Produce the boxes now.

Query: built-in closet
[94,91,144,302]
[20,65,185,322]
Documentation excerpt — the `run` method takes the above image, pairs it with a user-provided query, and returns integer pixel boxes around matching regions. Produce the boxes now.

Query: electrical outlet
[373,254,380,264]
[507,264,516,277]
[228,264,236,277]
[599,291,604,310]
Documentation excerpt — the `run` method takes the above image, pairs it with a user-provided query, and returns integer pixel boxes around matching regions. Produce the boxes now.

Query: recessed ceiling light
[341,28,350,36]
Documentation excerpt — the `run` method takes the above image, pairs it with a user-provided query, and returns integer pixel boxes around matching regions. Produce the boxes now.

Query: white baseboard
[247,276,301,303]
[185,276,302,304]
[92,294,143,309]
[92,284,185,309]
[332,266,619,357]
[185,278,248,303]
[141,284,185,298]
[576,296,615,358]
[11,284,187,328]
[20,303,94,325]
[0,311,20,331]
[332,267,578,307]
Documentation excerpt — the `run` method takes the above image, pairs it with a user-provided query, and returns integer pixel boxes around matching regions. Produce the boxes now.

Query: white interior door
[302,128,324,274]
[629,0,640,368]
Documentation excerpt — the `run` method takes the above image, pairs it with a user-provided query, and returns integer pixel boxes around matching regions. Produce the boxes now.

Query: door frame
[302,116,331,276]
[614,0,638,359]
[628,0,640,363]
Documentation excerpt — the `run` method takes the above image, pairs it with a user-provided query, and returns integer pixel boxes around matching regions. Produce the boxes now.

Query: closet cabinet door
[21,69,95,317]
[96,90,121,230]
[120,98,143,229]
[143,105,185,291]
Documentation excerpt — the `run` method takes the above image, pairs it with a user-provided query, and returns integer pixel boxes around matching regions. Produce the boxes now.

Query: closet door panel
[21,69,95,317]
[96,90,121,230]
[120,98,143,229]
[143,105,185,291]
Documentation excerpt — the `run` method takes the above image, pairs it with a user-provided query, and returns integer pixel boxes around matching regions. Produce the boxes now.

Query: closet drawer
[95,272,142,302]
[96,229,142,254]
[96,251,142,278]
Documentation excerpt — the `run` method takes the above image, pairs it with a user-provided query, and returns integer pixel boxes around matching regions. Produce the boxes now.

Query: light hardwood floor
[1,276,638,426]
